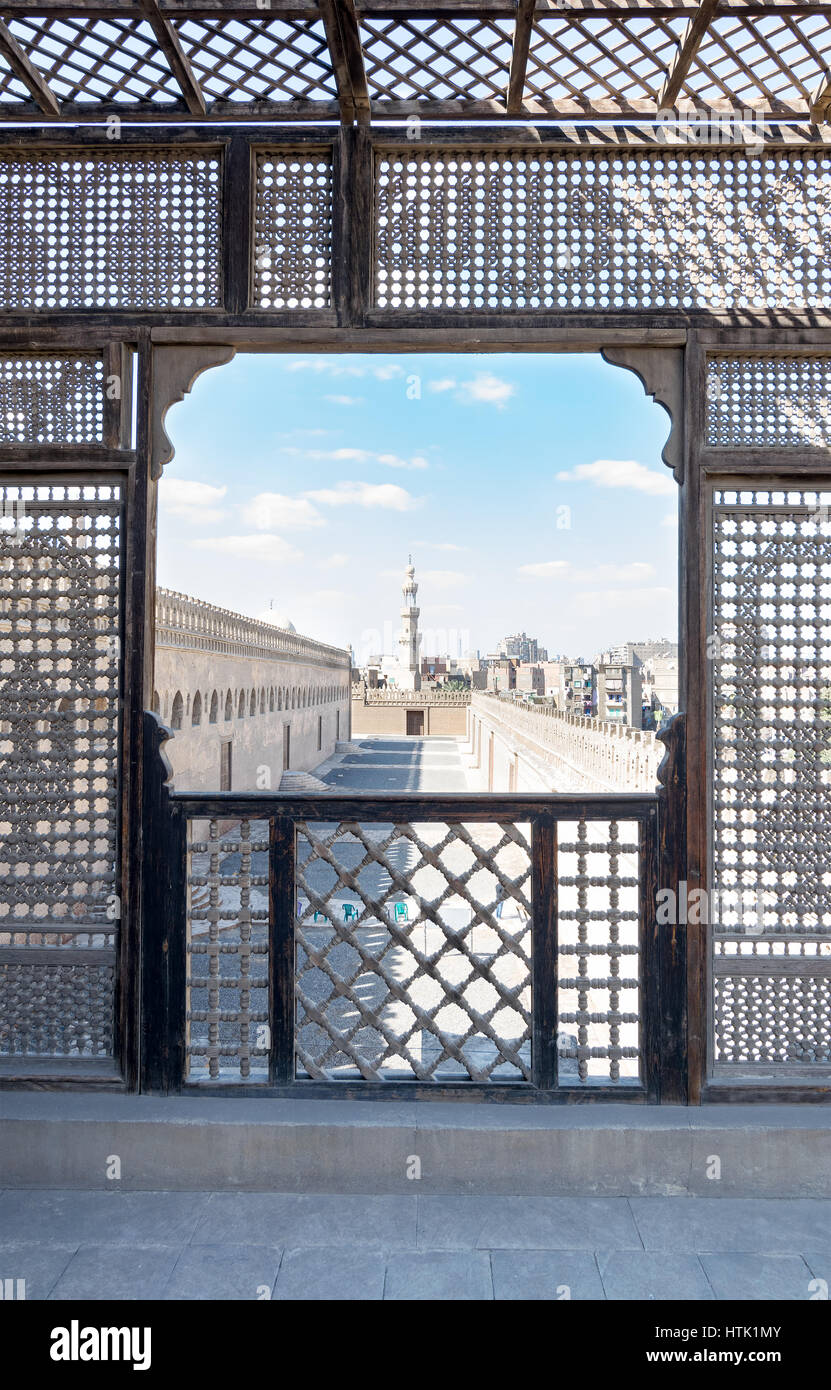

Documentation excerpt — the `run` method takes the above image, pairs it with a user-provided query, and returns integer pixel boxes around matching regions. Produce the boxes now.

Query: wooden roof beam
[810,70,831,122]
[0,18,60,114]
[507,0,535,115]
[318,0,370,127]
[139,0,206,115]
[658,0,720,109]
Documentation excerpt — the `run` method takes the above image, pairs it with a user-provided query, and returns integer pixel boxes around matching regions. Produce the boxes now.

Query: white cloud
[242,493,325,530]
[661,512,677,527]
[518,560,571,579]
[190,534,302,564]
[305,481,421,511]
[283,446,428,471]
[159,478,227,523]
[462,373,516,407]
[556,459,675,497]
[283,358,365,377]
[428,373,516,408]
[377,453,429,471]
[324,394,364,406]
[282,359,403,382]
[324,552,350,569]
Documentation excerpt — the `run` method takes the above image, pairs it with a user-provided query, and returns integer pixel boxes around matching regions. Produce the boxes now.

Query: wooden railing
[141,710,687,1102]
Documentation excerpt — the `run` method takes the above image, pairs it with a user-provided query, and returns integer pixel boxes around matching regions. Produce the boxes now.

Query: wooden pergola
[0,1,828,127]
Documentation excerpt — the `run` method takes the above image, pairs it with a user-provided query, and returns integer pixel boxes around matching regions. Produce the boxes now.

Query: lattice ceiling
[0,2,829,125]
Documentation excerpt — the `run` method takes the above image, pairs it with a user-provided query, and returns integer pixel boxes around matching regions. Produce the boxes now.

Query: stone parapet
[471,692,659,793]
[156,588,351,669]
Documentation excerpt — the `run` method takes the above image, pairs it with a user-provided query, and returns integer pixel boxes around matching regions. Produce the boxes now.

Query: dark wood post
[333,125,372,327]
[223,134,253,316]
[654,711,688,1103]
[531,814,557,1090]
[269,813,296,1085]
[140,710,187,1094]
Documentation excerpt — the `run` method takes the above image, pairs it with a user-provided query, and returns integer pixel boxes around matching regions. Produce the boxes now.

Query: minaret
[397,556,421,691]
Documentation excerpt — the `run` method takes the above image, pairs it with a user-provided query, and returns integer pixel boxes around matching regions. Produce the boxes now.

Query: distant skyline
[157,352,678,657]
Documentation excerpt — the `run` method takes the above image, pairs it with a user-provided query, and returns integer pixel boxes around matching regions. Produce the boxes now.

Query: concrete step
[2,1095,831,1196]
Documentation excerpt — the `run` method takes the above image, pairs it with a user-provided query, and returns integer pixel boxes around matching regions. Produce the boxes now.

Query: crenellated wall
[154,589,351,792]
[469,692,659,794]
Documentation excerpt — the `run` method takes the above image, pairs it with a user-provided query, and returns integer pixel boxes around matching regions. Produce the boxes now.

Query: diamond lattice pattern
[295,819,532,1082]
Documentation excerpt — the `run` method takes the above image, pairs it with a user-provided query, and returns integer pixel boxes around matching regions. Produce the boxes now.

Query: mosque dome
[258,609,297,633]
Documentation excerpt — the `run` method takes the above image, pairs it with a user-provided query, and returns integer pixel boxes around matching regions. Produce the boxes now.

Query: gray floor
[322,736,474,793]
[2,1191,830,1300]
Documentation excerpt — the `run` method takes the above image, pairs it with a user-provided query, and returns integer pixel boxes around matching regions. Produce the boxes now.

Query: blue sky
[158,352,677,660]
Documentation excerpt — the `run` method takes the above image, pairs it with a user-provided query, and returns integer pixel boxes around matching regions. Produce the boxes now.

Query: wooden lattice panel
[707,356,831,449]
[360,17,514,102]
[0,354,104,445]
[711,488,831,1074]
[524,15,684,105]
[557,818,641,1085]
[0,17,180,105]
[375,148,831,311]
[686,13,831,109]
[174,18,336,102]
[295,820,532,1082]
[0,481,122,1057]
[186,817,270,1082]
[254,151,333,309]
[0,959,114,1057]
[0,149,221,311]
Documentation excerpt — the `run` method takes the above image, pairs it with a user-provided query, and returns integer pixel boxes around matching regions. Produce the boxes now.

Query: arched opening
[224,690,232,721]
[209,691,218,724]
[171,691,183,731]
[192,691,202,727]
[156,352,677,801]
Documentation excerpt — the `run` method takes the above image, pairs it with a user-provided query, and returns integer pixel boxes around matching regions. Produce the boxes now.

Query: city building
[516,662,545,696]
[487,657,517,693]
[644,653,680,726]
[540,661,565,701]
[561,662,595,716]
[596,658,644,728]
[497,631,548,664]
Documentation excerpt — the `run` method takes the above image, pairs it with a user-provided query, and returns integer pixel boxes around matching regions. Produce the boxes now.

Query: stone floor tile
[0,1190,209,1247]
[417,1195,641,1250]
[490,1250,605,1300]
[48,1246,181,1301]
[700,1253,816,1301]
[384,1251,493,1300]
[163,1244,283,1301]
[0,1244,77,1301]
[272,1247,386,1300]
[598,1251,713,1301]
[629,1198,831,1253]
[193,1193,417,1249]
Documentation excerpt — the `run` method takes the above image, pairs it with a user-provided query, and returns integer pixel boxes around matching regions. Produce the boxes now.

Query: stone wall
[469,692,660,794]
[154,589,351,792]
[350,686,470,736]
